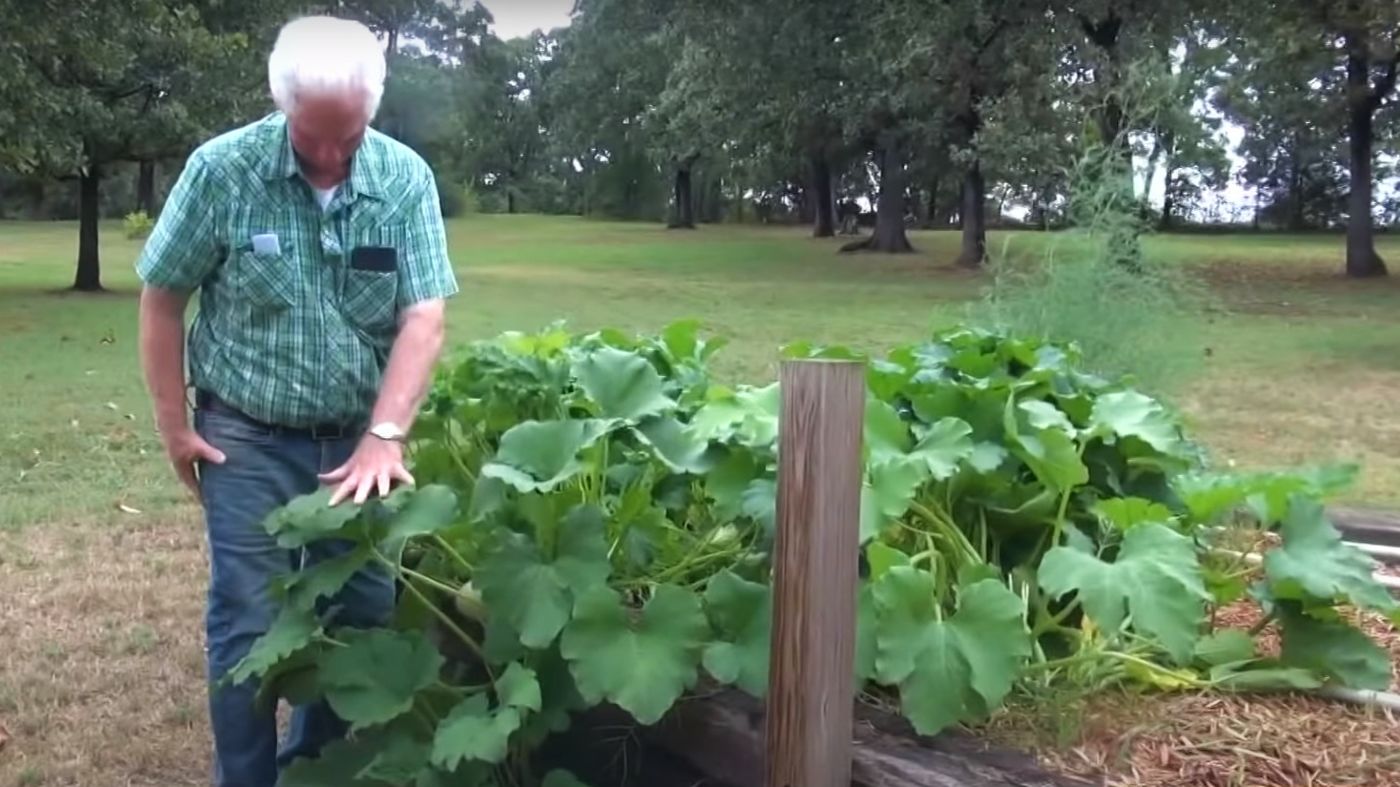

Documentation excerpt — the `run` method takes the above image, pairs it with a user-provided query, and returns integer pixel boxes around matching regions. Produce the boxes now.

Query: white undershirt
[313,183,340,210]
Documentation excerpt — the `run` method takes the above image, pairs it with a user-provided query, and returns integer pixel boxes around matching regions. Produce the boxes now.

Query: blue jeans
[195,401,395,787]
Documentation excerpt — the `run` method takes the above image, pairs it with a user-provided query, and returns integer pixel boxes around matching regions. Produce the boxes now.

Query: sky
[481,1,575,40]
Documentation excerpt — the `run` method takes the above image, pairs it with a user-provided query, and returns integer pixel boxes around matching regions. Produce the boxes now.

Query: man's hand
[161,425,226,496]
[320,435,416,506]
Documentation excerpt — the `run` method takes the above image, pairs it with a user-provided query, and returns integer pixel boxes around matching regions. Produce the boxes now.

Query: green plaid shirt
[136,112,459,428]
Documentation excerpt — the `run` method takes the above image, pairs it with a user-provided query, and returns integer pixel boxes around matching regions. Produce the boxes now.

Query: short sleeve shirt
[135,112,459,428]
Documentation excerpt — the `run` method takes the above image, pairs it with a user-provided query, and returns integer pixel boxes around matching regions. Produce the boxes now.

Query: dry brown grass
[1181,364,1400,508]
[0,516,211,786]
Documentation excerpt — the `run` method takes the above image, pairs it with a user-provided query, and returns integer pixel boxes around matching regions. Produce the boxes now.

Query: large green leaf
[476,505,611,649]
[859,456,926,542]
[381,485,459,546]
[1263,496,1398,616]
[225,605,321,686]
[872,568,1030,735]
[573,346,675,420]
[701,570,772,696]
[1039,522,1208,663]
[1093,497,1174,531]
[1278,604,1392,690]
[280,735,386,787]
[319,629,444,729]
[264,488,362,548]
[633,415,714,473]
[282,547,372,612]
[1088,390,1183,455]
[560,584,708,724]
[865,396,912,461]
[358,732,431,784]
[908,418,975,480]
[480,419,613,492]
[496,662,542,712]
[430,694,522,769]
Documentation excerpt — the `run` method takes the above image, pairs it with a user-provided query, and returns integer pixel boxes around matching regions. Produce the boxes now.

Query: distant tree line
[1,0,1396,288]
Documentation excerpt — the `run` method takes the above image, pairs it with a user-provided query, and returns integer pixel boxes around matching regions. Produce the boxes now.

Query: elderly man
[136,15,456,785]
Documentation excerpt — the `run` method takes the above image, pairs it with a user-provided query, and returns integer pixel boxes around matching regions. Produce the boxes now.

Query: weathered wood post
[765,359,865,787]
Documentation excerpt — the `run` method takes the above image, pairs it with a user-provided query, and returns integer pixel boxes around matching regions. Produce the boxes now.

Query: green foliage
[229,321,1395,786]
[122,210,154,239]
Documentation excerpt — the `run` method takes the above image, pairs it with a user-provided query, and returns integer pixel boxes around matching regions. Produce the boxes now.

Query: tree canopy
[2,0,1397,284]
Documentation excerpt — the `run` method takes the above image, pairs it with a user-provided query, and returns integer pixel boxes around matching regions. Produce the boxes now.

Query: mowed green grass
[2,215,1398,527]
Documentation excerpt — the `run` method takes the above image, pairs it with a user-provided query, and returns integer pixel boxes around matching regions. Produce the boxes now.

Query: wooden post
[765,359,865,787]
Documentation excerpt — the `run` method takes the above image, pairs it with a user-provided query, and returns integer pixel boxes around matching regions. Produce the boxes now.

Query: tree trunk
[811,152,835,237]
[1159,165,1177,231]
[841,139,912,253]
[507,188,517,215]
[956,159,986,267]
[1287,136,1306,231]
[73,166,103,292]
[1344,38,1388,277]
[927,175,940,228]
[136,159,156,215]
[668,163,695,229]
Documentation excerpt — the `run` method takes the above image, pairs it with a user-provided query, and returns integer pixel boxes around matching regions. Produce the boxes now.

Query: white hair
[268,16,386,120]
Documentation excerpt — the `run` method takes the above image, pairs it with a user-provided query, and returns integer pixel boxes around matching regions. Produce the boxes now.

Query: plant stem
[432,534,474,575]
[402,566,460,597]
[1248,611,1275,637]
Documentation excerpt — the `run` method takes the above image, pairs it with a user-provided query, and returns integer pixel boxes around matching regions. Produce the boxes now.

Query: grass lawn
[1,214,1398,785]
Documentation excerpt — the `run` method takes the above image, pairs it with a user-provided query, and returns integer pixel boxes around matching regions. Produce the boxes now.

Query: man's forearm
[139,286,193,432]
[371,299,446,431]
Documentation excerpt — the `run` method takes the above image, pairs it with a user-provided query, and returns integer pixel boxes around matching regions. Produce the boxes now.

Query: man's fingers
[376,470,391,499]
[319,463,352,484]
[391,464,416,487]
[193,434,227,465]
[353,473,375,505]
[328,474,358,506]
[176,461,200,496]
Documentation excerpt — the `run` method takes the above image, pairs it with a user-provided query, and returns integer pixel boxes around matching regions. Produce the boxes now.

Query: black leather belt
[194,389,363,441]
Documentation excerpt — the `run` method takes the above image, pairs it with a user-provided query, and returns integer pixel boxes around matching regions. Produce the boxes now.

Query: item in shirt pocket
[350,245,397,272]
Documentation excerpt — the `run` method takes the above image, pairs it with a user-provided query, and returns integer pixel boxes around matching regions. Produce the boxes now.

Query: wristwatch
[368,421,408,443]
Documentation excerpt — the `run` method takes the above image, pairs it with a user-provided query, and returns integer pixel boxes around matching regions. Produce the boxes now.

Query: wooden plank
[1332,507,1400,549]
[766,359,866,787]
[641,686,1095,787]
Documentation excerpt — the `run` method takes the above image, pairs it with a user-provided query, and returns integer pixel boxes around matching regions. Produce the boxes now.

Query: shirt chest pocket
[233,248,297,311]
[341,245,400,333]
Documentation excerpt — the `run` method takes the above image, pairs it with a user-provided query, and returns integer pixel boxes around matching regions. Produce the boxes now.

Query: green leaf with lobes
[1004,397,1087,491]
[859,456,927,542]
[318,629,445,730]
[633,415,714,473]
[224,605,321,686]
[701,570,772,696]
[1263,496,1398,617]
[1278,603,1392,690]
[872,568,1031,735]
[907,417,976,480]
[1093,497,1174,531]
[865,396,912,461]
[430,694,522,769]
[1088,390,1183,455]
[280,546,372,612]
[264,487,361,547]
[496,662,543,712]
[480,419,614,492]
[380,484,459,547]
[279,734,389,787]
[1039,522,1208,664]
[572,346,676,420]
[475,504,612,649]
[561,584,709,725]
[1193,629,1256,667]
[357,731,431,784]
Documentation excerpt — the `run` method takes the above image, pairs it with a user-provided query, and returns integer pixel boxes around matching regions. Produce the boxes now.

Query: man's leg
[197,407,316,787]
[278,432,397,767]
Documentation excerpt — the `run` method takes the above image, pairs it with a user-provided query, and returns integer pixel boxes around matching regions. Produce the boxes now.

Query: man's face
[287,90,369,179]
